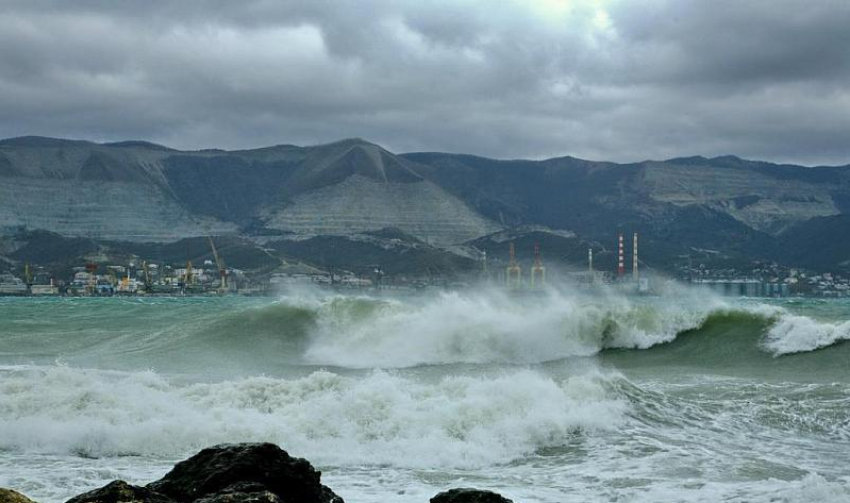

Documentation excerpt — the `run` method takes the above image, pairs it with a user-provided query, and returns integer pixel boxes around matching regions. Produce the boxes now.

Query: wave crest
[764,315,850,355]
[0,365,627,469]
[301,289,736,367]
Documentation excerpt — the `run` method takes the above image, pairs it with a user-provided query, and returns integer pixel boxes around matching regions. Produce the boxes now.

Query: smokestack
[633,232,639,282]
[617,234,625,277]
[588,248,593,272]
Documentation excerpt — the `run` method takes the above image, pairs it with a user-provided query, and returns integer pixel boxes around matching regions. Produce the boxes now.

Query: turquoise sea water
[0,288,848,502]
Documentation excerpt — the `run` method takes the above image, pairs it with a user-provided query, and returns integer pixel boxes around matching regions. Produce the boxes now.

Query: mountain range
[1,135,849,278]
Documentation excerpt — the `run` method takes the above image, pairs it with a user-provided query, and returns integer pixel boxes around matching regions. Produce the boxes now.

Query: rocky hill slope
[1,136,849,273]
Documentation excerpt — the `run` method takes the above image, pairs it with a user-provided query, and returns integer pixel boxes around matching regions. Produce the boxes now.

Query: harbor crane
[207,236,228,294]
[141,261,152,292]
[506,242,521,288]
[530,242,546,288]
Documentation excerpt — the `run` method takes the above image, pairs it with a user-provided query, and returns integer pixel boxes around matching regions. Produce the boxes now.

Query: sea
[0,285,848,502]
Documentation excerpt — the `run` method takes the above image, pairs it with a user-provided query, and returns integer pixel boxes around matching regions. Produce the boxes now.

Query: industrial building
[693,279,790,297]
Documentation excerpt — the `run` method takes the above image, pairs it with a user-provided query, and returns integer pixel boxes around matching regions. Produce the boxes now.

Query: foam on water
[303,288,736,367]
[0,365,626,469]
[2,291,850,502]
[764,314,850,355]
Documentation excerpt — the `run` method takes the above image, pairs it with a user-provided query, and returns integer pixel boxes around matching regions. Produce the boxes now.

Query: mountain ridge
[7,135,850,168]
[1,136,849,274]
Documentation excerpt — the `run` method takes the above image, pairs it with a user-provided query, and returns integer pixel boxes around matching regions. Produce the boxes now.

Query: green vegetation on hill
[1,136,849,275]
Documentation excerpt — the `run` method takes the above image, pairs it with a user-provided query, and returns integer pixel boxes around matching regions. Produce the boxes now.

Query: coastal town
[0,259,378,297]
[1,250,848,298]
[676,260,850,298]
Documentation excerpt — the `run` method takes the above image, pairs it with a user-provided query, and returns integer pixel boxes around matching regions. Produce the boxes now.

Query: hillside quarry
[1,136,849,276]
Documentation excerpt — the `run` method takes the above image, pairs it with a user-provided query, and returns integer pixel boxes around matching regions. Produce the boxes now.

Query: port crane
[24,263,33,295]
[141,261,152,292]
[530,242,546,288]
[506,242,521,288]
[185,260,194,285]
[208,236,228,294]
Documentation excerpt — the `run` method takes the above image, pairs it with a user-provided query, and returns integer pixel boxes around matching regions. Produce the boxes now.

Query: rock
[430,488,514,503]
[65,481,174,503]
[193,483,279,503]
[0,488,38,503]
[147,443,343,503]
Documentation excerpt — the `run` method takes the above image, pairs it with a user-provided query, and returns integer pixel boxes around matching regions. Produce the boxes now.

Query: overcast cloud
[1,0,849,165]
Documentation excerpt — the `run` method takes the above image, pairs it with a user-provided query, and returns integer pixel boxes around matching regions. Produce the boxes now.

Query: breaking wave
[299,289,740,367]
[5,288,846,374]
[0,365,627,469]
[763,315,850,355]
[2,292,849,503]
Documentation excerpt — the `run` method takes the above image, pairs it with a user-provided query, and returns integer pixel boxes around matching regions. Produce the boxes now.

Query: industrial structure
[530,242,546,288]
[617,233,625,278]
[85,263,98,295]
[506,242,522,288]
[208,236,228,294]
[632,233,639,282]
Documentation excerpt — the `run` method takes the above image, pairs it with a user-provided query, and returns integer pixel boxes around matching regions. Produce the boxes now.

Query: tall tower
[208,236,227,294]
[506,242,522,288]
[86,263,98,295]
[632,232,639,282]
[617,233,625,278]
[588,248,593,273]
[530,243,546,288]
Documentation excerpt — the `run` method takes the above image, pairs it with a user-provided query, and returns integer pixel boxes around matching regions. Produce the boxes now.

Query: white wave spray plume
[0,365,627,469]
[300,283,735,367]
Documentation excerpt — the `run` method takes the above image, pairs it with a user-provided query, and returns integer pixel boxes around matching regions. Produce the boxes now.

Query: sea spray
[0,365,628,468]
[764,314,850,355]
[303,287,735,367]
[3,292,850,503]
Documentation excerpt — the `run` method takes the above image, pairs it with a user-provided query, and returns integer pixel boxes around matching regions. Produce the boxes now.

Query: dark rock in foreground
[0,488,38,503]
[65,481,174,503]
[430,488,514,503]
[147,443,343,503]
[5,443,518,503]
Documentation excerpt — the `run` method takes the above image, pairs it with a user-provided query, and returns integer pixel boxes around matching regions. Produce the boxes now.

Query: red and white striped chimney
[617,233,625,277]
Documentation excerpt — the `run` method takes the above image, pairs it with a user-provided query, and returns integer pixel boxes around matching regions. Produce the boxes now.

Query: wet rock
[193,483,279,503]
[430,488,514,503]
[147,443,343,503]
[65,481,175,503]
[0,488,38,503]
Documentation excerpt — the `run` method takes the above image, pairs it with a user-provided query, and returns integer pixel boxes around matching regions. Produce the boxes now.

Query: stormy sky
[1,0,849,165]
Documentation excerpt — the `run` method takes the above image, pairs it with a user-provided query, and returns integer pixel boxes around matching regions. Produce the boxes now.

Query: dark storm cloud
[0,0,849,165]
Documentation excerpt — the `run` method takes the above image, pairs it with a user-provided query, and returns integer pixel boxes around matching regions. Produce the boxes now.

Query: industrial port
[0,230,828,298]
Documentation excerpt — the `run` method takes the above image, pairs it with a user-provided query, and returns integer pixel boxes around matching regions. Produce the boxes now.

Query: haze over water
[1,286,848,502]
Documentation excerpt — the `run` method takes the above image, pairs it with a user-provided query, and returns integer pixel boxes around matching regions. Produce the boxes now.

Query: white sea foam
[764,314,850,355]
[0,365,627,469]
[4,292,849,503]
[301,288,731,367]
[772,473,850,503]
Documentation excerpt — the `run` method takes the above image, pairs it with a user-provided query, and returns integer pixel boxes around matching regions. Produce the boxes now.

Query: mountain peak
[103,140,175,151]
[314,137,378,149]
[289,138,422,191]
